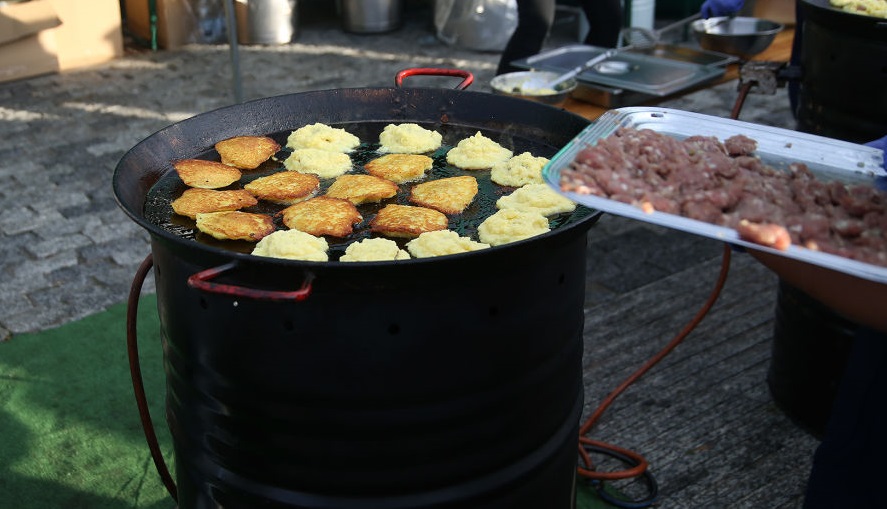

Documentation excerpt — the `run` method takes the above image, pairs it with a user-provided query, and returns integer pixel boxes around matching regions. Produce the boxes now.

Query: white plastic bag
[434,0,517,52]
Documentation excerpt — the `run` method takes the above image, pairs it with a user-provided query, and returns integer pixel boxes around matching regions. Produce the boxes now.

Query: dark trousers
[803,326,887,508]
[497,0,623,75]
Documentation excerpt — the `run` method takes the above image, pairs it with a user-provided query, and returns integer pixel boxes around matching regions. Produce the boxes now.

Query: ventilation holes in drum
[283,320,295,332]
[388,324,401,335]
[558,273,566,285]
[489,306,499,317]
[199,297,208,310]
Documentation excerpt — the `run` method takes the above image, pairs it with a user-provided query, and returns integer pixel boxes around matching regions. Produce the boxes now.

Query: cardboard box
[0,0,62,83]
[0,0,123,84]
[47,0,124,71]
[124,0,196,49]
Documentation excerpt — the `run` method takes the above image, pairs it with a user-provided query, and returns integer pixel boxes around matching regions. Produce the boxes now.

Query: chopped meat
[560,127,887,267]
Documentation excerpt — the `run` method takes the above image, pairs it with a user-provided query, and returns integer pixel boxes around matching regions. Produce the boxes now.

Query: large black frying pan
[115,70,602,508]
[113,68,598,268]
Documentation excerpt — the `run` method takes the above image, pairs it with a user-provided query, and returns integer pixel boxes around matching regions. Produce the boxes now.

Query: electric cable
[576,244,733,508]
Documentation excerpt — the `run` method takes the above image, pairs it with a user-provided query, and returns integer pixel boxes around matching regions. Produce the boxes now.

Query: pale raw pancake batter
[490,152,549,187]
[477,209,550,246]
[378,123,442,154]
[339,238,411,262]
[252,229,330,261]
[287,123,360,152]
[283,148,353,179]
[446,132,513,170]
[496,183,576,216]
[406,230,490,258]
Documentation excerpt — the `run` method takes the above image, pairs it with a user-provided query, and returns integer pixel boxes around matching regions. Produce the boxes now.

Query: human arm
[748,250,887,334]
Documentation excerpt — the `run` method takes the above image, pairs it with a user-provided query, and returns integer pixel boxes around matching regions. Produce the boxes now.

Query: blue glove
[701,0,745,18]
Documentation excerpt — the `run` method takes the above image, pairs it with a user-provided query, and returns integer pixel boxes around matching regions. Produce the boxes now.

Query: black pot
[796,0,887,143]
[115,81,600,508]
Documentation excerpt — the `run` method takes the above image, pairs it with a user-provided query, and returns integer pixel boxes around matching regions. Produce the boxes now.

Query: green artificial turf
[0,294,615,509]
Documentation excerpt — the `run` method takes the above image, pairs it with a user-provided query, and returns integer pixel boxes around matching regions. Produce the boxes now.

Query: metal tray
[543,107,887,283]
[514,44,731,106]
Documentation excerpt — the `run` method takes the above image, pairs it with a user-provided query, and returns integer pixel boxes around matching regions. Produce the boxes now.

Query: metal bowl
[489,71,578,107]
[690,16,784,58]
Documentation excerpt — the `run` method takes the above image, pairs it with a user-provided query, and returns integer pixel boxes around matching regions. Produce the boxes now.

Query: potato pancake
[364,153,433,183]
[173,159,242,189]
[214,135,281,169]
[377,123,443,154]
[325,174,399,205]
[446,131,513,170]
[405,230,490,258]
[286,123,360,152]
[496,183,576,216]
[244,171,320,205]
[280,196,362,238]
[370,204,448,238]
[171,188,258,219]
[477,208,550,246]
[339,238,411,262]
[252,229,330,262]
[283,148,353,179]
[409,175,478,214]
[490,152,550,187]
[195,211,275,241]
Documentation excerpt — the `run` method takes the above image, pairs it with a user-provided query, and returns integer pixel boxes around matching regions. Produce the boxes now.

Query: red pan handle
[395,68,474,90]
[187,261,314,301]
[127,254,177,503]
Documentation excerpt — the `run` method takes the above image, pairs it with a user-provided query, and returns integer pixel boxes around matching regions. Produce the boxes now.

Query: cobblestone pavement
[0,1,793,338]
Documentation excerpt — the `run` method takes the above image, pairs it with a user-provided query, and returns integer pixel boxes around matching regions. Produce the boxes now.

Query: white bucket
[629,0,656,30]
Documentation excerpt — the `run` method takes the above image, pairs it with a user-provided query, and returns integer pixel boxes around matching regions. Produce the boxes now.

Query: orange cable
[577,244,733,481]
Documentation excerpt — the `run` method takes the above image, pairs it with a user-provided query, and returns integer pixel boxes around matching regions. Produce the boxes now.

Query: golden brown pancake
[280,196,362,238]
[364,153,433,184]
[325,174,399,205]
[369,204,448,238]
[171,188,258,219]
[214,135,281,169]
[195,211,275,242]
[408,175,478,214]
[173,159,242,189]
[243,171,320,205]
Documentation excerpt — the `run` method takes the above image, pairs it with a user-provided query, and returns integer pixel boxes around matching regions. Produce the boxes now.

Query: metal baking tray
[543,107,887,283]
[514,44,733,107]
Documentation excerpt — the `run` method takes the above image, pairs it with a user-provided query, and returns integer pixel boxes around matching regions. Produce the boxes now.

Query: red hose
[576,245,732,485]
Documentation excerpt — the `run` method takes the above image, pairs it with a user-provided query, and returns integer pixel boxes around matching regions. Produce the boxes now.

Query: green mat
[0,295,613,509]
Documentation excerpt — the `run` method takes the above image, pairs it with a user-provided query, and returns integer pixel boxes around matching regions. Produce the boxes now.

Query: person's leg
[803,325,887,508]
[496,0,556,75]
[579,0,623,48]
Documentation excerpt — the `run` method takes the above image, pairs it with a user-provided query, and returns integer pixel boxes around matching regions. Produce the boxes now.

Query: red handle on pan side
[395,68,474,90]
[187,261,314,301]
[127,254,177,503]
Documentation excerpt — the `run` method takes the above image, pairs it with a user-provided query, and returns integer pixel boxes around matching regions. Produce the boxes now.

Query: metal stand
[222,0,243,104]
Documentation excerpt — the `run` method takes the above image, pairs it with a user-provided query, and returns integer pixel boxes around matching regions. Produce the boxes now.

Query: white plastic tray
[543,107,887,283]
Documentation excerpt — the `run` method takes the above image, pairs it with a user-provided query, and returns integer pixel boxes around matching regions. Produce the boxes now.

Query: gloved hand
[701,0,745,18]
